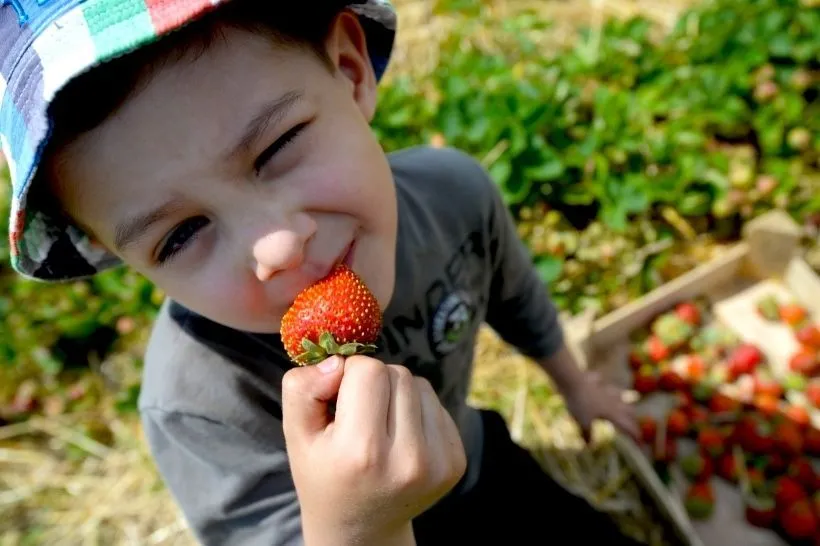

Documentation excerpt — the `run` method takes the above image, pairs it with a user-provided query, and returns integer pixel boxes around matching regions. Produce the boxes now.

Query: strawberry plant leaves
[679,191,714,216]
[534,256,564,284]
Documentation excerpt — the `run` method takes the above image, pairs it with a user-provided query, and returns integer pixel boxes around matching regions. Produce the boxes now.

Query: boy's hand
[281,355,467,546]
[563,371,640,444]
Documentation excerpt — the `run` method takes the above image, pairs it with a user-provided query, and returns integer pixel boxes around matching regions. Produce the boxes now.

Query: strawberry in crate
[651,307,696,353]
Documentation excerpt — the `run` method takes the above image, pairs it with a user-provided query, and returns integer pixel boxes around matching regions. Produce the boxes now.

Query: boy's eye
[156,216,210,264]
[253,122,308,174]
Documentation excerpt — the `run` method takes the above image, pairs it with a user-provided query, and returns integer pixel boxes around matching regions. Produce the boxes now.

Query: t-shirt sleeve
[477,162,565,360]
[141,407,304,546]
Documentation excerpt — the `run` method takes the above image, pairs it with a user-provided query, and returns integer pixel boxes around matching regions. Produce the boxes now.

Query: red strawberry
[779,499,818,541]
[762,453,788,476]
[780,303,809,327]
[674,391,695,412]
[633,365,659,394]
[744,493,777,529]
[675,302,701,326]
[686,355,707,382]
[639,416,657,445]
[280,264,382,364]
[727,344,763,379]
[806,379,820,408]
[659,368,688,392]
[628,348,646,371]
[698,426,725,458]
[667,409,690,437]
[684,482,715,520]
[646,335,671,363]
[709,391,742,417]
[774,476,808,509]
[789,458,820,493]
[687,405,711,433]
[753,393,780,418]
[753,370,784,399]
[789,349,818,376]
[773,418,804,457]
[805,426,820,456]
[736,414,775,454]
[784,404,811,429]
[680,451,714,482]
[796,324,820,349]
[716,451,740,482]
[747,467,766,492]
[814,491,820,519]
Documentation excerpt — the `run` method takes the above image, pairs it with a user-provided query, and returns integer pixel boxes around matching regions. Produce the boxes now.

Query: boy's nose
[252,214,317,282]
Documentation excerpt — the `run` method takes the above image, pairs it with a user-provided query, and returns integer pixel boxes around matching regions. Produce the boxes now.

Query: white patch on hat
[0,72,7,111]
[22,211,53,264]
[351,0,397,30]
[32,9,97,103]
[0,74,8,172]
[0,132,17,186]
[66,223,112,265]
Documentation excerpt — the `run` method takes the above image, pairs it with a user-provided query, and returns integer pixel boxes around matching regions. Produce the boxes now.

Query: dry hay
[1,0,704,544]
[470,326,678,546]
[0,414,194,546]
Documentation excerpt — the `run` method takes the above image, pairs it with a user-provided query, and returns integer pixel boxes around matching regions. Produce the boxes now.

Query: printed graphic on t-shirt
[430,289,474,353]
[379,228,491,392]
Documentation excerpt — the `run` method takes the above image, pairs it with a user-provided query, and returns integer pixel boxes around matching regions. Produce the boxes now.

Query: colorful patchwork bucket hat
[0,0,397,281]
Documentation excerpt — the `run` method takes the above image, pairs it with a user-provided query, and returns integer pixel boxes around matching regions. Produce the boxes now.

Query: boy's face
[47,12,398,333]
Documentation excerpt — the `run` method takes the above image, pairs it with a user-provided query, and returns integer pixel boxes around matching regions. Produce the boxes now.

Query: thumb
[282,356,345,440]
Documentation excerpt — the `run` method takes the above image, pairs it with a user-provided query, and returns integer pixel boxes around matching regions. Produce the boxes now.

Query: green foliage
[1,0,819,421]
[375,0,818,226]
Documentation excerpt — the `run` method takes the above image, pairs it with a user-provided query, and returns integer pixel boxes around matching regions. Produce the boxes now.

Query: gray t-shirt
[138,146,564,545]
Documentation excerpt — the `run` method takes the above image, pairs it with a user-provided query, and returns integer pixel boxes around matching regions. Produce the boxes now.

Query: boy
[1,0,641,544]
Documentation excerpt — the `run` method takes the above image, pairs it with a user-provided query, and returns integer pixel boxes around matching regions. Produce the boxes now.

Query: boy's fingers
[439,402,466,473]
[386,365,422,442]
[334,356,391,440]
[281,356,345,440]
[415,376,442,453]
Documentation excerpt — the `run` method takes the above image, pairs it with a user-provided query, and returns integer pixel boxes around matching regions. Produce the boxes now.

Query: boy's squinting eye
[253,122,309,175]
[156,216,210,265]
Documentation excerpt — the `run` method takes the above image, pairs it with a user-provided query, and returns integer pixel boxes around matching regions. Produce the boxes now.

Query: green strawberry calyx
[295,331,378,365]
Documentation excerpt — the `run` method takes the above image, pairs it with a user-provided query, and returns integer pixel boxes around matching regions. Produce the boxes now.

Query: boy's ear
[324,9,378,121]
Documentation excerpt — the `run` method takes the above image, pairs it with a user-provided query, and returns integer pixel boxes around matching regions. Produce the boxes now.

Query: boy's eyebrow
[114,199,184,252]
[229,90,304,159]
[113,92,303,253]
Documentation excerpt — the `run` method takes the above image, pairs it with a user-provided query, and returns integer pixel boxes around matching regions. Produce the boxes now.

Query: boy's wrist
[303,520,417,546]
[536,344,587,395]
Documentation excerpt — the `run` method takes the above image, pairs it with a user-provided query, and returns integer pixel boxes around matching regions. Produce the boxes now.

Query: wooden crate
[564,210,820,546]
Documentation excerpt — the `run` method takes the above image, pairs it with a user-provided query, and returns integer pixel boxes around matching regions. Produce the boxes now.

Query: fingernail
[318,356,340,374]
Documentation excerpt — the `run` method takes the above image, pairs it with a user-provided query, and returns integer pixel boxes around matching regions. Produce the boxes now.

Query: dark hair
[32,0,349,216]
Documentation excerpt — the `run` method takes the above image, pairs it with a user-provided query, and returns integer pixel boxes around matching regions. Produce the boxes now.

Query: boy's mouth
[339,238,356,268]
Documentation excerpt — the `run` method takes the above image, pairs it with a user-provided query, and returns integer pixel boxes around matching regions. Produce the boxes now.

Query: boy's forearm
[535,343,587,395]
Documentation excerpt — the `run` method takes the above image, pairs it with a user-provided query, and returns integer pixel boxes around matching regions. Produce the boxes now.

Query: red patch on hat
[10,209,24,256]
[144,0,220,34]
